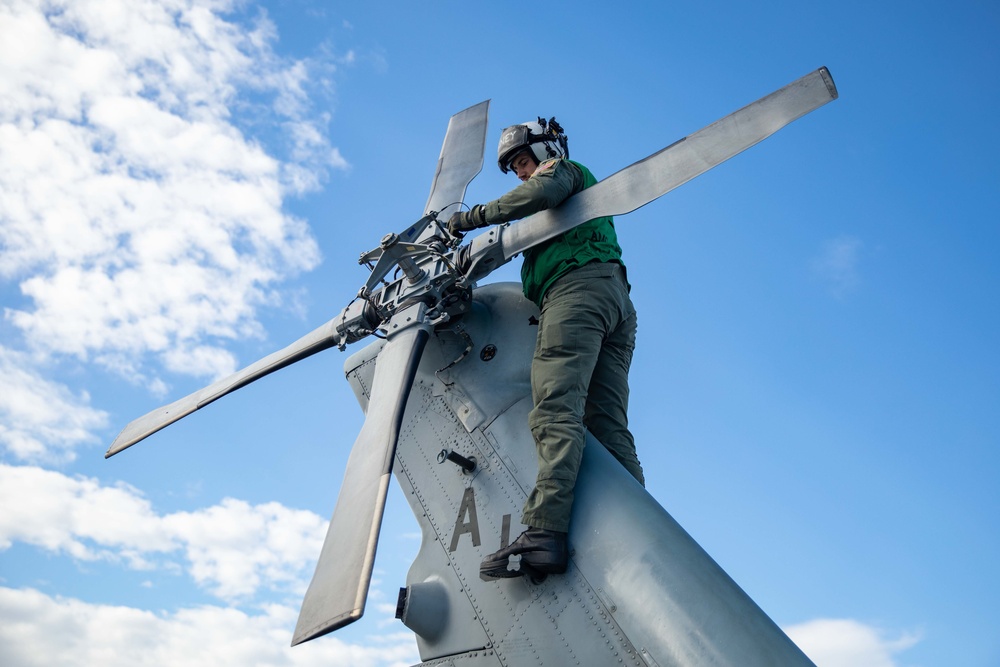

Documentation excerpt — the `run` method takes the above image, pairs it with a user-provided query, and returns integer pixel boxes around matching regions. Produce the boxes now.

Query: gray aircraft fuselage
[348,282,815,667]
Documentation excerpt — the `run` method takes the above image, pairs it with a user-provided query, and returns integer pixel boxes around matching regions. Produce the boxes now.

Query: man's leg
[522,265,620,532]
[584,276,644,485]
[481,263,617,580]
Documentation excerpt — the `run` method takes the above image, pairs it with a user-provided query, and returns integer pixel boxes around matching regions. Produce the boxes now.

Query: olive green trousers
[521,262,644,533]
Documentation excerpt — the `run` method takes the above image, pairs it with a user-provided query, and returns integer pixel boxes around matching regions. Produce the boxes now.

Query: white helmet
[497,117,569,173]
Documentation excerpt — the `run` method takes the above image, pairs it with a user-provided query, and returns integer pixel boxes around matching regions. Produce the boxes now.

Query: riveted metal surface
[351,282,813,666]
[386,284,646,666]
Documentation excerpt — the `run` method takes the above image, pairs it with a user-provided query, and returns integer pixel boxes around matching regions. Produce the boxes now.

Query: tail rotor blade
[424,100,489,220]
[501,67,838,259]
[105,317,343,458]
[292,320,430,646]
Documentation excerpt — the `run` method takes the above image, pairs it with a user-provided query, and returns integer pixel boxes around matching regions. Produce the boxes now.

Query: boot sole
[479,553,567,581]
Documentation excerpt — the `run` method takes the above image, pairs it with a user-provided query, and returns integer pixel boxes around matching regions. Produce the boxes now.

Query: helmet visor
[498,125,533,172]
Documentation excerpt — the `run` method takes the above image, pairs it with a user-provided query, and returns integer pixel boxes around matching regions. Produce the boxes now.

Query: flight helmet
[497,117,569,173]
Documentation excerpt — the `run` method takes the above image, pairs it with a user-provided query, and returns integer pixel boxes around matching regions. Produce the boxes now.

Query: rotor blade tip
[104,440,124,459]
[818,66,839,99]
[105,439,130,458]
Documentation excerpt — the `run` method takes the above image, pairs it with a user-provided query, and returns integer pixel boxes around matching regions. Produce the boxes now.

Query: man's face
[510,151,539,182]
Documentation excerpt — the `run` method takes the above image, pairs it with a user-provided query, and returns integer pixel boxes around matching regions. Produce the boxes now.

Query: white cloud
[0,587,419,667]
[0,346,108,463]
[0,464,326,600]
[811,235,863,298]
[785,618,921,667]
[163,497,327,599]
[0,0,347,387]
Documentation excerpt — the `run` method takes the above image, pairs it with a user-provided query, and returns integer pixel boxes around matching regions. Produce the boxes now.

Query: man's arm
[447,159,584,235]
[483,159,583,224]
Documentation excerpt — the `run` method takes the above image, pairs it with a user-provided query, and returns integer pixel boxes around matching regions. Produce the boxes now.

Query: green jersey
[482,158,623,306]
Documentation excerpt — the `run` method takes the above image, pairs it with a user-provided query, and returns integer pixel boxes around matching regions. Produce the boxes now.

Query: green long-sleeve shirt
[482,159,624,306]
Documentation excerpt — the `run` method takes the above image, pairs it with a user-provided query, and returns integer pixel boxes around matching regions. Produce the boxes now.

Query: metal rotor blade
[105,317,343,458]
[292,319,430,646]
[502,67,838,259]
[424,100,489,219]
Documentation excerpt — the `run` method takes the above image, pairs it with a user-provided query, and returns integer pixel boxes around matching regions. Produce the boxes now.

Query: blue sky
[1,1,997,665]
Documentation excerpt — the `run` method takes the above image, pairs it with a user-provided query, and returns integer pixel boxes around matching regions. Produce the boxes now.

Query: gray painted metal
[292,307,431,645]
[424,100,489,220]
[346,283,815,666]
[485,67,837,270]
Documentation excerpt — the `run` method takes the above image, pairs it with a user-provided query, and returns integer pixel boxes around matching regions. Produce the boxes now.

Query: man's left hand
[447,205,487,235]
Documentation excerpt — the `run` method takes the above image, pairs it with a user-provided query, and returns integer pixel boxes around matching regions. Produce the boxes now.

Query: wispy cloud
[0,587,419,667]
[0,2,401,663]
[0,0,347,387]
[785,618,921,667]
[0,347,108,464]
[0,464,326,601]
[811,235,863,298]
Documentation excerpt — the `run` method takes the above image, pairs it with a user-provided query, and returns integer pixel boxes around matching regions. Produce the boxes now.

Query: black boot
[480,527,568,580]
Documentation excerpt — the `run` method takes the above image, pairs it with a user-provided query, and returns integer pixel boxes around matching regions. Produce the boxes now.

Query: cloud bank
[0,347,108,463]
[0,0,345,386]
[0,464,326,601]
[0,587,418,667]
